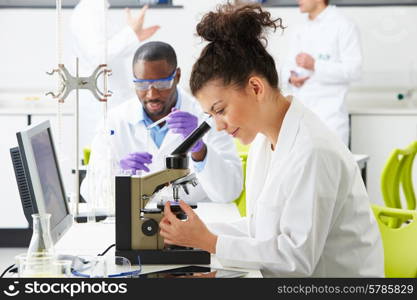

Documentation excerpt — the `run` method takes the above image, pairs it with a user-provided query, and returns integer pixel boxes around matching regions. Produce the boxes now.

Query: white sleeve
[215,150,340,276]
[70,1,139,68]
[196,132,244,204]
[207,217,249,238]
[314,22,362,84]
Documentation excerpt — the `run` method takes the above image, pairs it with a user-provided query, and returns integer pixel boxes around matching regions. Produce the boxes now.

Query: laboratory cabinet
[350,113,417,206]
[0,112,75,246]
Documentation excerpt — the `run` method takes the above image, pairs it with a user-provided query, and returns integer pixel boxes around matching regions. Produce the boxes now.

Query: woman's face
[195,80,261,145]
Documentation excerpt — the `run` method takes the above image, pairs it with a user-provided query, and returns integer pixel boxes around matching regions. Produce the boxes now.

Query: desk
[354,154,370,187]
[54,203,262,278]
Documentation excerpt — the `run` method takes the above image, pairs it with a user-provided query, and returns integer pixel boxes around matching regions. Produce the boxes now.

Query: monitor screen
[30,129,68,229]
[14,120,72,244]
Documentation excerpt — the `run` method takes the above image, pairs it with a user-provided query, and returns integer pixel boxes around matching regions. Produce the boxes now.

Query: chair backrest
[83,147,91,165]
[233,139,250,217]
[381,141,417,210]
[371,204,417,278]
[401,141,417,210]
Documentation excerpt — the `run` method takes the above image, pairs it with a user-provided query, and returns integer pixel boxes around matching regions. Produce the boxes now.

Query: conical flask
[27,213,54,257]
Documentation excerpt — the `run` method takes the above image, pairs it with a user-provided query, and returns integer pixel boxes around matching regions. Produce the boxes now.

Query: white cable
[102,0,109,136]
[103,0,108,65]
[56,0,63,64]
[57,101,63,156]
[75,58,80,216]
[56,0,63,158]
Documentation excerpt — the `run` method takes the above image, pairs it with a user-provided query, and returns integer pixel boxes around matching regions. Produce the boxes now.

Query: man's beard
[144,99,166,117]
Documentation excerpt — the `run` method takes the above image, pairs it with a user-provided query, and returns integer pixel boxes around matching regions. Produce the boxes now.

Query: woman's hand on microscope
[119,152,153,172]
[159,200,218,254]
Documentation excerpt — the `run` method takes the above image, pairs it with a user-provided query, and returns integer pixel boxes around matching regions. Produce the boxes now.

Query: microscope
[115,121,212,265]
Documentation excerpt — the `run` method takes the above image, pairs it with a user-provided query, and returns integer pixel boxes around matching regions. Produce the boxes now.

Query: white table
[53,202,261,278]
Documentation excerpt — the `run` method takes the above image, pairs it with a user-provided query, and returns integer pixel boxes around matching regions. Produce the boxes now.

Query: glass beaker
[27,213,54,258]
[52,260,73,278]
[15,253,56,278]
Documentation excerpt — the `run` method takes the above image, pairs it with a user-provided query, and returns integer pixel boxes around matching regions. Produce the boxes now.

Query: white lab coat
[70,0,140,151]
[81,88,243,204]
[282,5,362,146]
[209,99,384,277]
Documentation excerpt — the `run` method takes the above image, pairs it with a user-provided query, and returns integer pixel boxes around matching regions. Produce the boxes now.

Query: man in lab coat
[81,41,243,205]
[282,0,362,146]
[70,1,160,154]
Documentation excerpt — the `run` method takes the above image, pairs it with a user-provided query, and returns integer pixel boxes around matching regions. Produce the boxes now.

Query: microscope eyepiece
[166,121,211,169]
[170,121,211,156]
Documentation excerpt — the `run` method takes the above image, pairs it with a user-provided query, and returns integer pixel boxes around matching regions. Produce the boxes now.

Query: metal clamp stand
[46,63,112,102]
[46,59,112,217]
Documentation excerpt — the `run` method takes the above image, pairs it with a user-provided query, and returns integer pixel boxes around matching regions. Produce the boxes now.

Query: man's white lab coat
[209,99,384,277]
[282,5,362,146]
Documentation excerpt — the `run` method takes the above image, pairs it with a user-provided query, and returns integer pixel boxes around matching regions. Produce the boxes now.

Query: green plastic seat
[371,204,417,278]
[233,139,250,217]
[83,147,91,165]
[381,141,417,227]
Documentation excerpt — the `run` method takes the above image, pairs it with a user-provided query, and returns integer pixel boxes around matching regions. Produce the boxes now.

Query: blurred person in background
[282,0,362,146]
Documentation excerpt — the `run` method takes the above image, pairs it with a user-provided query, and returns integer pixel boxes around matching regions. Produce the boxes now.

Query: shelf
[0,0,183,9]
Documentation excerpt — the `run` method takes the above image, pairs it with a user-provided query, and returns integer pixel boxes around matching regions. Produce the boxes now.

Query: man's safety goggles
[133,70,177,91]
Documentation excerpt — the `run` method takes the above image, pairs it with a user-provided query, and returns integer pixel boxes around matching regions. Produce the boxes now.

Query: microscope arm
[139,168,190,208]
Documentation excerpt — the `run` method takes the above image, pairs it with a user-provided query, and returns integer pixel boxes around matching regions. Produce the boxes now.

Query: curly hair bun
[196,3,283,45]
[190,3,285,95]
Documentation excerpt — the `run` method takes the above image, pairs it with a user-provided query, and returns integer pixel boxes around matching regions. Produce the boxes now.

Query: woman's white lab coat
[209,99,384,277]
[282,5,362,146]
[81,88,243,204]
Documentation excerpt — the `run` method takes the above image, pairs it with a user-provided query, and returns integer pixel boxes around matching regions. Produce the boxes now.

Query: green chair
[83,147,91,165]
[381,140,417,211]
[233,139,250,217]
[371,204,417,278]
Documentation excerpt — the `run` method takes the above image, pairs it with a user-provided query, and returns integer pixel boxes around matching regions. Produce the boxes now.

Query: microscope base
[116,249,211,265]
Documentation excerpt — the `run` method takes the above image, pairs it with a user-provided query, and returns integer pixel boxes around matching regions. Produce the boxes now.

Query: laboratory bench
[0,203,262,278]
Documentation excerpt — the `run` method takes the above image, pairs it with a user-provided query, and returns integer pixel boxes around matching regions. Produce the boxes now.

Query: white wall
[0,1,416,99]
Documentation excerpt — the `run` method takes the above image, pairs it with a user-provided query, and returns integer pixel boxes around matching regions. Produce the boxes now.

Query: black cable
[0,264,15,278]
[97,243,115,256]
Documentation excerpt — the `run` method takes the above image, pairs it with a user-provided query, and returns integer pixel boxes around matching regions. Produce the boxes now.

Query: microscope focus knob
[141,219,159,236]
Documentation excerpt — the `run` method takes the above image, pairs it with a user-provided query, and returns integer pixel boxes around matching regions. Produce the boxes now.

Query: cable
[0,264,16,278]
[97,243,115,256]
[55,0,64,164]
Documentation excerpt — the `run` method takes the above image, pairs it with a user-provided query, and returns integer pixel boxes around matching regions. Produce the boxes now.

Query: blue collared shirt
[142,96,181,148]
[140,90,206,172]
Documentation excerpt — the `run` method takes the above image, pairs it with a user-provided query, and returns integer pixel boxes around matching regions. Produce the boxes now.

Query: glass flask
[87,128,119,220]
[27,213,54,258]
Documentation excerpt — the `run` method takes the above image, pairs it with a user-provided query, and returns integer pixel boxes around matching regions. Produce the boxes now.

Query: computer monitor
[10,120,72,245]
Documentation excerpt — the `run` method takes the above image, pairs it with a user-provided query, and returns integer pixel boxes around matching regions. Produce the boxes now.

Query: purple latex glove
[167,108,204,152]
[120,152,153,172]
